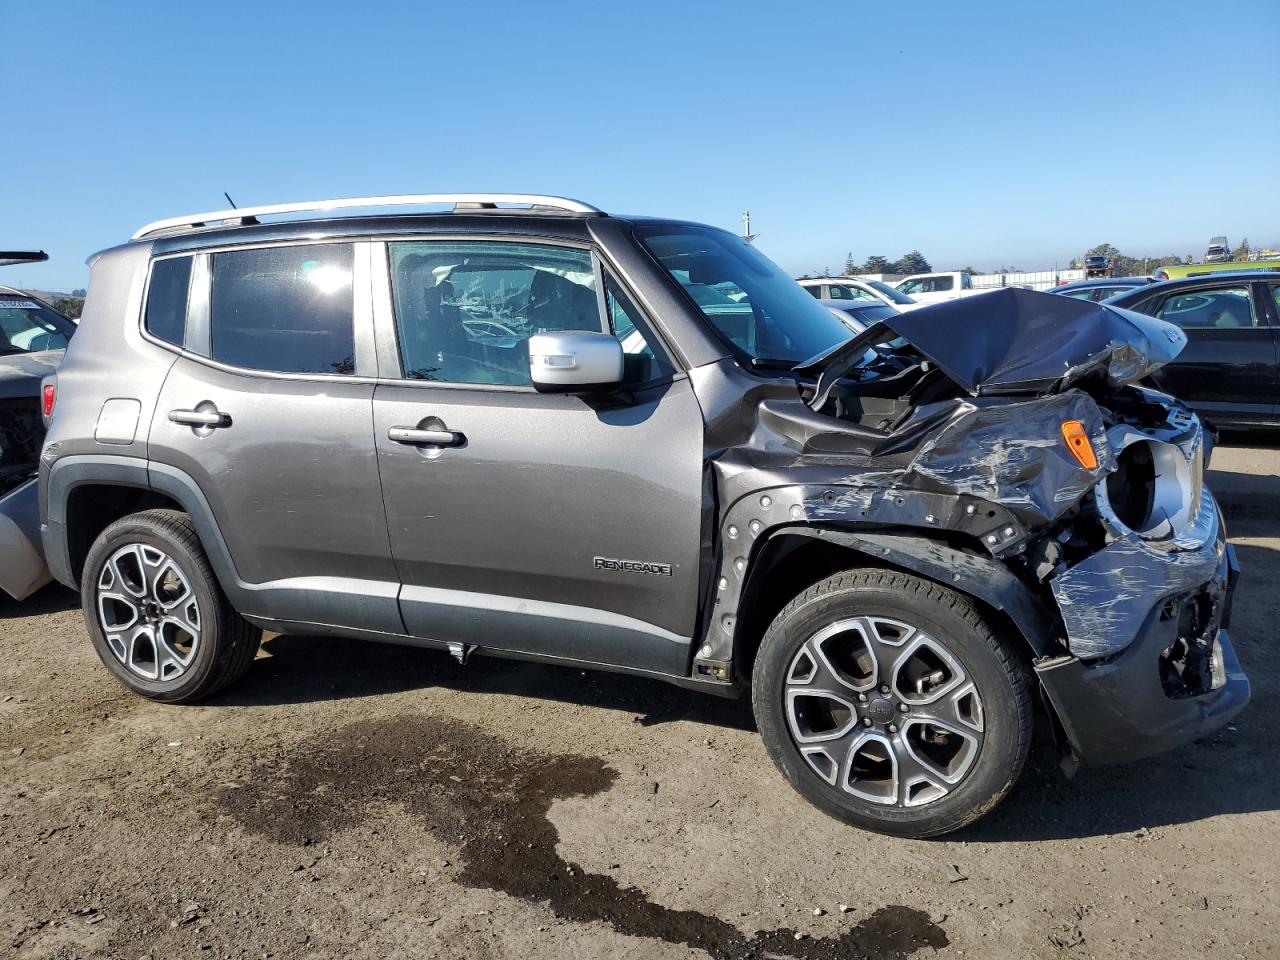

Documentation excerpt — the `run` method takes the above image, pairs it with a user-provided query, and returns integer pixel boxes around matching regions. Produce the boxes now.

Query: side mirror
[528,331,623,394]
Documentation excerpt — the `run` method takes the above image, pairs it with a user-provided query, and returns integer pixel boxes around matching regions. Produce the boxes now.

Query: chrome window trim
[186,254,211,356]
[136,237,378,385]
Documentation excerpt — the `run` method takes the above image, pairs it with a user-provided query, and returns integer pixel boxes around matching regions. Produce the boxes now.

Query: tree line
[1080,243,1192,276]
[839,251,933,276]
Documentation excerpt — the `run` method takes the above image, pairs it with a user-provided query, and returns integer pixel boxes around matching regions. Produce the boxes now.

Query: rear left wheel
[82,509,261,703]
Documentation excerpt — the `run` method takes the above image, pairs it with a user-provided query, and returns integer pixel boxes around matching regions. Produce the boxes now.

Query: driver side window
[388,240,604,386]
[388,240,671,387]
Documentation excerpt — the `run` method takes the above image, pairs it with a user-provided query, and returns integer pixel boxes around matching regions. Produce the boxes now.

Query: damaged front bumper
[1038,488,1249,765]
[0,477,52,600]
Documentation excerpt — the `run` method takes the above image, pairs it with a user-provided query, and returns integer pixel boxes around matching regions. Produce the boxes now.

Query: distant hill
[16,289,85,319]
[24,289,81,303]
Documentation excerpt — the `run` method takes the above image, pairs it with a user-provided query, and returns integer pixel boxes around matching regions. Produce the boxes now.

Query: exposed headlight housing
[1099,436,1203,541]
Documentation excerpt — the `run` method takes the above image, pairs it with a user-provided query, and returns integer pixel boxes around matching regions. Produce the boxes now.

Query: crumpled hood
[882,287,1186,396]
[0,350,62,400]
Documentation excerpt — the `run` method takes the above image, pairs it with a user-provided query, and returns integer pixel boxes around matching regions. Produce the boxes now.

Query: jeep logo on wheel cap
[868,698,896,724]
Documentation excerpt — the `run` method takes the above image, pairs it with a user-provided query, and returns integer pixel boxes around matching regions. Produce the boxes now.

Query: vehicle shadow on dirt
[0,583,78,619]
[208,635,758,731]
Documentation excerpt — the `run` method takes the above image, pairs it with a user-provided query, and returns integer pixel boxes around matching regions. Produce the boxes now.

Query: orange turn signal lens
[1060,420,1097,470]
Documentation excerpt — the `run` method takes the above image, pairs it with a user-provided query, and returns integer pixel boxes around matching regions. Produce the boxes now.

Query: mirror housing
[528,331,623,394]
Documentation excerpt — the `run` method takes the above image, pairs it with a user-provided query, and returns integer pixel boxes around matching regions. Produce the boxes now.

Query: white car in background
[797,276,922,312]
[893,271,989,306]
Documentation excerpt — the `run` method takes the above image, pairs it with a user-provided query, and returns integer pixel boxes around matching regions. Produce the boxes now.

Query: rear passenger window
[145,256,192,348]
[209,244,355,375]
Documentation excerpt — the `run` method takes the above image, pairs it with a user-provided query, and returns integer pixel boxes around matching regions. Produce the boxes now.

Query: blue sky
[5,0,1279,291]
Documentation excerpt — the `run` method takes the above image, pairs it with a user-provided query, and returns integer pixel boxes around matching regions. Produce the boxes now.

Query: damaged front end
[1034,392,1247,764]
[701,289,1248,765]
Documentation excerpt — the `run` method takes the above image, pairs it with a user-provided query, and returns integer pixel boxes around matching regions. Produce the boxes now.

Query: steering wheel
[462,318,521,338]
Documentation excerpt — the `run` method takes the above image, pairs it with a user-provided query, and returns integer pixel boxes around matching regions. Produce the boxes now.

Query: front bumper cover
[1039,536,1249,765]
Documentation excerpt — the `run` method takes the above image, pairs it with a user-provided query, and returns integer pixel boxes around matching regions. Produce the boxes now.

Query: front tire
[752,568,1032,838]
[81,509,261,703]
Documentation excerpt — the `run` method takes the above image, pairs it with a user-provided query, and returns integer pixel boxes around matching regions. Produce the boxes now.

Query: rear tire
[752,568,1032,838]
[81,509,261,703]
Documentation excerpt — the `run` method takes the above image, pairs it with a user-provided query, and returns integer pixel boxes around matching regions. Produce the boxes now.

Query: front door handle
[169,408,230,428]
[388,426,465,446]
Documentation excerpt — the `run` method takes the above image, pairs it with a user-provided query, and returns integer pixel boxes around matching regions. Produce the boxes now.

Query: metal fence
[970,269,1085,292]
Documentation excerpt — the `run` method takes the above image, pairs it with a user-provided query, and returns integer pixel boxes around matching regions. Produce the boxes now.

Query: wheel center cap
[868,697,895,724]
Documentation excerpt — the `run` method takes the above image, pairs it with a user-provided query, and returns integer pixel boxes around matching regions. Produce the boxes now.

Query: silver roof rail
[131,193,603,240]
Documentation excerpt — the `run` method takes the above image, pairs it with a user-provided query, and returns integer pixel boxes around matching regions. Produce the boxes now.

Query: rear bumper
[0,478,52,600]
[1039,539,1249,765]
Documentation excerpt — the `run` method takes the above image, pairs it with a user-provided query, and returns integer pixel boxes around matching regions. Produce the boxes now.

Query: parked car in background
[797,276,922,312]
[894,271,984,305]
[1106,271,1280,430]
[1050,277,1154,303]
[819,298,901,332]
[0,275,76,600]
[1154,259,1280,281]
[41,194,1247,838]
[1205,236,1231,263]
[1083,255,1111,278]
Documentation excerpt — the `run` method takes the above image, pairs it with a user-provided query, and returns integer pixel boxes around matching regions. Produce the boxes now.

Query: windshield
[864,280,916,304]
[636,225,853,364]
[0,296,75,354]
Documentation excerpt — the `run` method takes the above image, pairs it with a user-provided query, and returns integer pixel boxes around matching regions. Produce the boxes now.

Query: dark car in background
[1051,277,1154,303]
[1106,271,1280,430]
[0,272,77,599]
[1084,254,1111,278]
[818,298,901,332]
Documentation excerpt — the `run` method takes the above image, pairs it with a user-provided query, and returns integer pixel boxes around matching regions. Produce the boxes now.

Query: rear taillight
[42,383,56,418]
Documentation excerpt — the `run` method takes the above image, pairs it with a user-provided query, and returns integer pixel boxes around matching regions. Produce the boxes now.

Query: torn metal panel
[882,288,1185,396]
[895,392,1110,528]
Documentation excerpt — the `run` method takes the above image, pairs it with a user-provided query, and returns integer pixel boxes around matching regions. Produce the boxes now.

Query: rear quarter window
[209,244,355,375]
[144,256,193,348]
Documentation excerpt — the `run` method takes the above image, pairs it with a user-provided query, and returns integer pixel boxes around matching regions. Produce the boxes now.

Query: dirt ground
[2,443,1277,960]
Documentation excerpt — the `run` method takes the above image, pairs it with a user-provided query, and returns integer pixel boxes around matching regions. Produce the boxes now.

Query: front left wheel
[81,509,261,703]
[752,568,1033,838]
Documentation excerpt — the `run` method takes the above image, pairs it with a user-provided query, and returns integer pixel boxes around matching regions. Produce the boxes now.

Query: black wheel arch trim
[725,523,1063,669]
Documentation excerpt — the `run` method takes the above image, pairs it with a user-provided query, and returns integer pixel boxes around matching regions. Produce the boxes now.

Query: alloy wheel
[96,544,202,682]
[784,617,984,807]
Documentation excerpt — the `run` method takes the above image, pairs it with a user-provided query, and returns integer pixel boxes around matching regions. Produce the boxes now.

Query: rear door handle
[388,426,465,446]
[169,408,230,428]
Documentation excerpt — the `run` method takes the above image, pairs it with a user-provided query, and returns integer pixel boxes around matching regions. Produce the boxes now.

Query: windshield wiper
[749,357,802,372]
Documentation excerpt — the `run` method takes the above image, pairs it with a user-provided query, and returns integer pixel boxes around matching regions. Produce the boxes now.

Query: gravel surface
[1,444,1276,959]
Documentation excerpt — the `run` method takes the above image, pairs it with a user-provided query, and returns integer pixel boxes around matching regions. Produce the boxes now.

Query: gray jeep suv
[40,194,1249,837]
